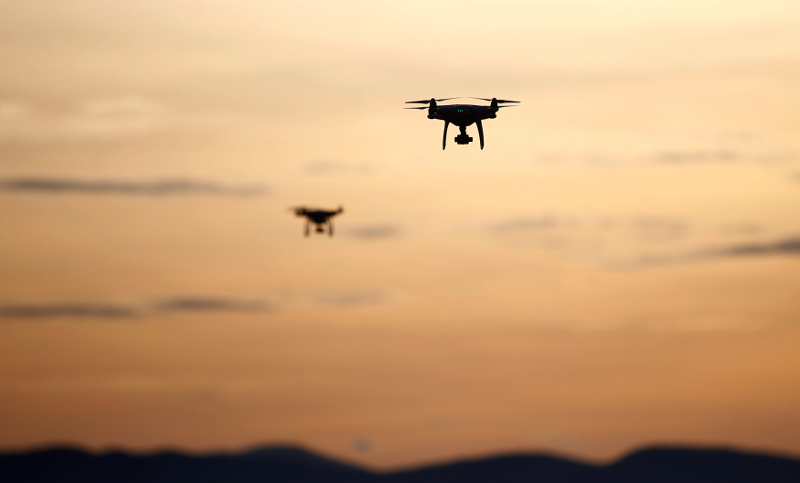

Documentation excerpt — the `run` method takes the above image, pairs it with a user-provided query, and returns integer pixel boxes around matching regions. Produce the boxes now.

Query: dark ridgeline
[2,446,799,483]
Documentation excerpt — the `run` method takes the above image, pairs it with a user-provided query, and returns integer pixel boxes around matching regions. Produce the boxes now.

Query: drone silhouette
[405,97,519,149]
[291,206,344,237]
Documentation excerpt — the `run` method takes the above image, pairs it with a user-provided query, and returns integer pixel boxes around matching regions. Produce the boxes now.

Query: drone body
[405,97,519,149]
[292,206,343,237]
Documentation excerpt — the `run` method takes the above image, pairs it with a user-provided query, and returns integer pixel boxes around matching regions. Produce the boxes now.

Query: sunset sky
[1,0,799,469]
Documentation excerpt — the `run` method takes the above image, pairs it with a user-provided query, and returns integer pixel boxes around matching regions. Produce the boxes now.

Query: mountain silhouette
[1,445,798,483]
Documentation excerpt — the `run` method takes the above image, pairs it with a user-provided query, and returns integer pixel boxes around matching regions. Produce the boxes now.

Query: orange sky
[1,0,799,469]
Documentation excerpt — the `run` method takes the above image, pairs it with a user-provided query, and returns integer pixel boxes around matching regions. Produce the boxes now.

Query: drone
[405,97,519,149]
[291,206,344,237]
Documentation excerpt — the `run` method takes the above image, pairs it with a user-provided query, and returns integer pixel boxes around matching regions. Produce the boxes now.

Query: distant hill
[1,445,798,483]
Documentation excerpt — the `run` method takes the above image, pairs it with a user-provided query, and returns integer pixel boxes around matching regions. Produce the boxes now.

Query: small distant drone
[405,97,519,149]
[291,206,344,237]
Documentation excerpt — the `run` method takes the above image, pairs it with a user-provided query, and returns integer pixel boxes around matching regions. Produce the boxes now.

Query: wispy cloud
[711,237,800,257]
[630,236,800,267]
[489,215,689,241]
[488,216,567,234]
[651,149,797,165]
[653,150,740,164]
[0,97,169,143]
[1,297,270,320]
[315,292,386,306]
[0,100,27,120]
[155,298,269,313]
[486,215,799,266]
[352,438,376,453]
[719,222,763,236]
[633,217,690,244]
[347,224,401,239]
[538,143,798,168]
[487,216,577,251]
[0,304,139,319]
[0,178,267,197]
[305,161,372,176]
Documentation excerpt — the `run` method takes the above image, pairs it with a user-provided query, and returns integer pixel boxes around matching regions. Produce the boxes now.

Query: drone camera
[455,134,473,145]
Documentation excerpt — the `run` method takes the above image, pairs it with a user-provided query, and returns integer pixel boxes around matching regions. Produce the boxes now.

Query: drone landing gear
[455,125,473,145]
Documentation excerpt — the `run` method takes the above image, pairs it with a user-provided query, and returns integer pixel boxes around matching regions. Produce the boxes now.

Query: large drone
[292,206,343,237]
[405,97,519,149]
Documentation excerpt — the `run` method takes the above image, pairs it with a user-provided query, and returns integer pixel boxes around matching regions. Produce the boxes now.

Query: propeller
[404,106,429,110]
[405,97,459,104]
[498,105,518,108]
[469,97,520,103]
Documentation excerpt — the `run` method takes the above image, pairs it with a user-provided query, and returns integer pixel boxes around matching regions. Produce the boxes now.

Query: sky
[1,0,800,469]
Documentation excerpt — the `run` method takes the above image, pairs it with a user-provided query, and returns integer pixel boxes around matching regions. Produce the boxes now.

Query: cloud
[488,216,690,241]
[651,149,799,165]
[347,224,401,239]
[633,217,689,244]
[81,97,160,116]
[629,236,800,267]
[719,222,762,236]
[0,97,168,143]
[1,297,271,320]
[352,438,376,453]
[484,215,777,266]
[653,150,740,164]
[0,178,267,197]
[0,100,28,120]
[712,237,800,257]
[0,304,139,319]
[315,292,386,306]
[155,298,269,313]
[305,161,372,176]
[488,216,566,234]
[752,152,798,164]
[486,216,577,251]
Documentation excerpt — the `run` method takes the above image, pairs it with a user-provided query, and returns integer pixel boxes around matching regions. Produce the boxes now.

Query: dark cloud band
[0,178,267,196]
[0,304,139,319]
[631,236,800,267]
[714,237,800,256]
[156,298,269,313]
[1,297,270,320]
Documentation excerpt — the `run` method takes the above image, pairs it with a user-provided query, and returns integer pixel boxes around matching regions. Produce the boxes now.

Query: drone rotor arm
[405,97,459,104]
[468,97,520,104]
